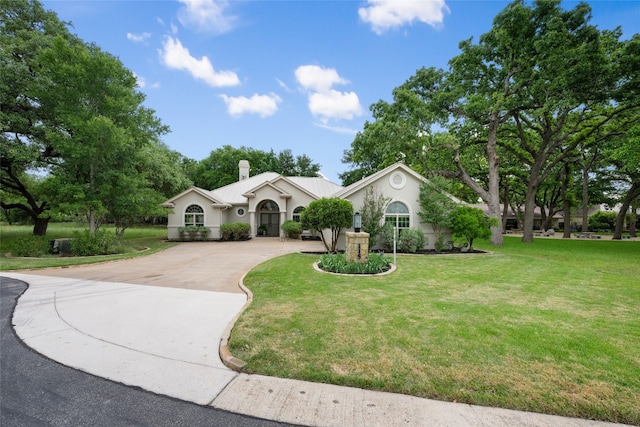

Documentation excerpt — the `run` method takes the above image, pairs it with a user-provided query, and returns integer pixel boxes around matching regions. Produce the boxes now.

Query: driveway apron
[3,238,325,404]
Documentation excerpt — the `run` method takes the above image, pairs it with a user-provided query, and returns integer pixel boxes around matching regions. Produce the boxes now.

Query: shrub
[381,225,427,253]
[588,211,617,231]
[450,206,493,250]
[220,222,250,241]
[381,222,395,252]
[71,229,121,256]
[178,225,210,241]
[398,228,426,253]
[318,252,391,274]
[9,235,50,257]
[281,220,302,239]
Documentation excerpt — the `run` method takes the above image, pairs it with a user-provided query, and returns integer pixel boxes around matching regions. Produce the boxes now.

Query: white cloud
[177,0,236,34]
[295,65,348,92]
[220,93,282,117]
[359,0,449,34]
[159,36,240,87]
[127,32,151,43]
[308,90,363,122]
[276,78,291,92]
[295,65,363,123]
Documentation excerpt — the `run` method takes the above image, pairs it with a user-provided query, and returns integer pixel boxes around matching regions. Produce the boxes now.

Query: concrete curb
[218,271,252,371]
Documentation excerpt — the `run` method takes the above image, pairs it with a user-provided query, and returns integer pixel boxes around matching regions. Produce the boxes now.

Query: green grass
[229,237,640,425]
[0,222,175,270]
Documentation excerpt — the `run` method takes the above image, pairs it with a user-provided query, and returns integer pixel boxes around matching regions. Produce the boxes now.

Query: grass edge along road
[0,223,174,270]
[230,237,640,425]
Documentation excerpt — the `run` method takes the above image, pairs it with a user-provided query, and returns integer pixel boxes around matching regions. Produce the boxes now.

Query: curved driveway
[11,238,324,293]
[2,238,325,405]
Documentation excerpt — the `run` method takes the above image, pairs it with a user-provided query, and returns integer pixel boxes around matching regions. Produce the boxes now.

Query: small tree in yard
[449,206,494,251]
[360,186,390,248]
[301,197,353,252]
[418,178,459,251]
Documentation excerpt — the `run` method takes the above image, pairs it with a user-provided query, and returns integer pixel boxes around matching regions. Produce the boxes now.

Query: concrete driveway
[12,237,325,293]
[2,238,325,404]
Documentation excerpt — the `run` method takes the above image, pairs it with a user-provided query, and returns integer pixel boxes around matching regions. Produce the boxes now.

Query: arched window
[185,204,204,226]
[293,206,305,222]
[261,201,279,212]
[385,201,410,233]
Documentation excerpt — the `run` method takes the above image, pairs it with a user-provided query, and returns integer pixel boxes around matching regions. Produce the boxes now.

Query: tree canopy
[300,197,353,252]
[189,145,322,189]
[341,0,640,245]
[1,0,189,236]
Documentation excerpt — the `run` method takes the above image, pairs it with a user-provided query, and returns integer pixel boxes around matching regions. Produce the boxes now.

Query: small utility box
[345,232,369,263]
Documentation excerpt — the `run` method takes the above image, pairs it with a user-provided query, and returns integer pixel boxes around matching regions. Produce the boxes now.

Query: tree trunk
[581,166,589,232]
[485,118,503,246]
[630,199,638,238]
[33,217,50,236]
[501,184,510,231]
[562,162,572,238]
[451,115,503,246]
[522,181,538,243]
[613,182,640,239]
[522,160,544,243]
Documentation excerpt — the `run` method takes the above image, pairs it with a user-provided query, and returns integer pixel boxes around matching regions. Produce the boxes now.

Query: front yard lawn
[229,237,640,425]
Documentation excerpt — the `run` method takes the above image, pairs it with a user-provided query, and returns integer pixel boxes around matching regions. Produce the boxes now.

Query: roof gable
[333,162,427,199]
[162,186,228,208]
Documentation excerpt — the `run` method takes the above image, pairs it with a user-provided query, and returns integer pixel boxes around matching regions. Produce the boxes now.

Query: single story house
[162,161,453,250]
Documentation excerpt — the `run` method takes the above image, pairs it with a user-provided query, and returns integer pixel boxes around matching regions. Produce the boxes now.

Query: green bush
[8,235,50,257]
[588,211,617,231]
[319,252,391,274]
[71,229,122,256]
[220,222,250,241]
[381,225,427,253]
[178,225,210,240]
[281,220,302,239]
[398,228,426,253]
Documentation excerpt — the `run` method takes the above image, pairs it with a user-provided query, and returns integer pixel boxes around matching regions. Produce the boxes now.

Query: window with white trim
[185,204,204,226]
[293,206,305,222]
[384,201,410,233]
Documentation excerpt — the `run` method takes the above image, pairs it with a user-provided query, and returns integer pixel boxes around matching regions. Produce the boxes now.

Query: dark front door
[260,213,279,237]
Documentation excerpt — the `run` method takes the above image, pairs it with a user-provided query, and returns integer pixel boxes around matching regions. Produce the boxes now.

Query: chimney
[239,160,250,181]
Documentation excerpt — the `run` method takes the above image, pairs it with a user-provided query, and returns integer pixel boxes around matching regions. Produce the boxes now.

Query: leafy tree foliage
[1,0,76,234]
[191,145,321,189]
[359,186,390,248]
[341,0,639,246]
[449,206,493,251]
[1,0,183,237]
[300,197,353,252]
[418,177,459,251]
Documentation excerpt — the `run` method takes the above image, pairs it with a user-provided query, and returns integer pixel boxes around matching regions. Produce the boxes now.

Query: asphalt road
[0,277,298,427]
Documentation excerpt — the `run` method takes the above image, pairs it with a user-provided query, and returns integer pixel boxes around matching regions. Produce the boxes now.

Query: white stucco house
[162,161,452,250]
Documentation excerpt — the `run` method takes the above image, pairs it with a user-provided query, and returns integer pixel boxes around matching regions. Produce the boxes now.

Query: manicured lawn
[229,237,640,424]
[0,223,174,270]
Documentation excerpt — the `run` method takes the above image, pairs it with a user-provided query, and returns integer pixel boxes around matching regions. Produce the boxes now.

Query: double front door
[260,213,279,237]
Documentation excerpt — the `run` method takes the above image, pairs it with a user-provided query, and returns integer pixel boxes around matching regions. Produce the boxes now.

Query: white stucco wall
[337,168,450,251]
[166,192,222,240]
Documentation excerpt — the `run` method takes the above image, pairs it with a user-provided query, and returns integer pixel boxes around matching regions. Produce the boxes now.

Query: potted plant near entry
[257,224,268,236]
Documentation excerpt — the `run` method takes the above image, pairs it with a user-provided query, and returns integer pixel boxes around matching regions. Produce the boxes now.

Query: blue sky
[42,0,640,184]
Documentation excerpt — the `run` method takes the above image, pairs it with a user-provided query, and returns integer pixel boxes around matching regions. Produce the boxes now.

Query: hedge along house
[162,161,452,250]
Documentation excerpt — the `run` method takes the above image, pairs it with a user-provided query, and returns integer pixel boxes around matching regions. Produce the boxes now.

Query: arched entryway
[258,200,280,237]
